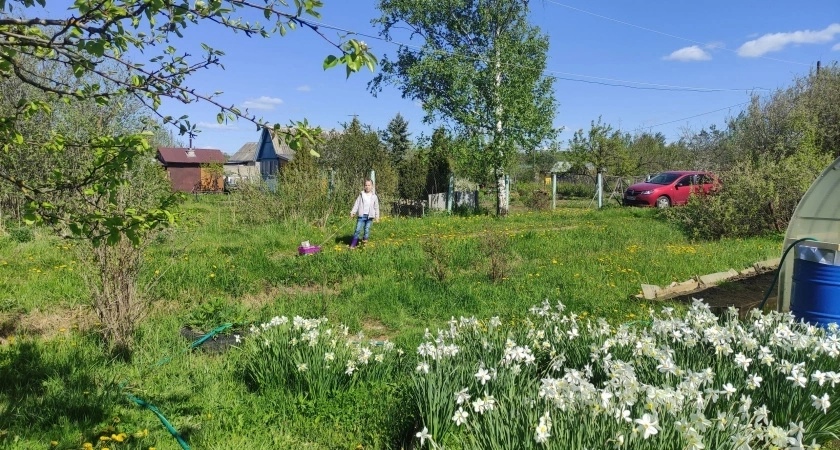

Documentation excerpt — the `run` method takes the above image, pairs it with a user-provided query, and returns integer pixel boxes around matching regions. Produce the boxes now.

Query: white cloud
[197,121,240,131]
[738,23,840,57]
[296,85,311,92]
[663,45,712,62]
[833,42,840,51]
[240,96,284,110]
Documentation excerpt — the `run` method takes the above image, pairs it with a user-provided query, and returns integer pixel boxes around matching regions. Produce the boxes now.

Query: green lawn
[0,199,788,449]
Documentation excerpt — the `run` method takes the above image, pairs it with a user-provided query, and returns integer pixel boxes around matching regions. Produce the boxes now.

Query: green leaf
[322,55,339,70]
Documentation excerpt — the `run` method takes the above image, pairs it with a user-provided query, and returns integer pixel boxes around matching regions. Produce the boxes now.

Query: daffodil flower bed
[412,301,840,449]
[241,315,406,397]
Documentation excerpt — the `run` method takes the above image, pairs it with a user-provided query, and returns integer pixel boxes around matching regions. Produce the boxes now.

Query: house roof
[229,128,322,163]
[229,142,258,162]
[157,148,226,164]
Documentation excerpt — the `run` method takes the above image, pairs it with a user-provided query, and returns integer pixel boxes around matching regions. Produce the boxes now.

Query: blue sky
[158,0,840,155]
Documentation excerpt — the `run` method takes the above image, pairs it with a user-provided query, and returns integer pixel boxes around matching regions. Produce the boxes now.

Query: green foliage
[185,297,247,333]
[318,117,398,203]
[7,225,33,243]
[480,231,512,282]
[371,0,557,214]
[556,181,595,198]
[666,148,832,239]
[568,116,633,176]
[382,112,412,167]
[420,238,451,282]
[515,182,550,210]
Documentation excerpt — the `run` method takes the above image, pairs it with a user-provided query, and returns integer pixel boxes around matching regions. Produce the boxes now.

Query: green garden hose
[757,237,817,311]
[124,322,235,450]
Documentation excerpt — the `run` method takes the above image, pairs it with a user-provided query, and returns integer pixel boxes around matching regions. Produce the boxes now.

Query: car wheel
[655,196,671,208]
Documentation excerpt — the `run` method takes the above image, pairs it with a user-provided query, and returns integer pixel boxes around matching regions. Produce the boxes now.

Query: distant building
[225,127,295,181]
[156,147,226,193]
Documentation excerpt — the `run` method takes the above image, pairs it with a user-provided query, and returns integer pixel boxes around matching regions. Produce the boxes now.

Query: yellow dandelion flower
[83,443,94,450]
[100,436,111,441]
[51,441,58,446]
[112,433,127,442]
[209,273,215,278]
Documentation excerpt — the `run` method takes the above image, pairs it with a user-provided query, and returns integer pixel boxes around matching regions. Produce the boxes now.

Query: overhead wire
[542,0,812,67]
[305,19,769,93]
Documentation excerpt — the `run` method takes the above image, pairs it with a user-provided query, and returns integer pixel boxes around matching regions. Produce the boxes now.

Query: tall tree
[371,0,557,215]
[381,112,412,166]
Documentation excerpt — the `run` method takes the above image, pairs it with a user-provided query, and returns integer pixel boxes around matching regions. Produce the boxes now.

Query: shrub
[556,181,595,198]
[480,232,511,282]
[8,225,33,243]
[666,149,832,239]
[420,238,450,282]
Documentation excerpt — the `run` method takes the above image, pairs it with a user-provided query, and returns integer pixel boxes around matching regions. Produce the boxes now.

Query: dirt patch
[0,306,97,344]
[361,317,392,342]
[671,270,779,313]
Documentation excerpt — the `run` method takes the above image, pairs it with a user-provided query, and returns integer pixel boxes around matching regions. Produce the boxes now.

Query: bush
[515,182,550,210]
[665,149,832,239]
[8,225,33,243]
[556,181,595,198]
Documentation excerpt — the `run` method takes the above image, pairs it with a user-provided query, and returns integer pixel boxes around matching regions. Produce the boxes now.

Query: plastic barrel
[791,258,840,327]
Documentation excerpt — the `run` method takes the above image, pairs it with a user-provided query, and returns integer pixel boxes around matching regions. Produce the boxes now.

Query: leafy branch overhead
[0,0,376,241]
[0,0,375,134]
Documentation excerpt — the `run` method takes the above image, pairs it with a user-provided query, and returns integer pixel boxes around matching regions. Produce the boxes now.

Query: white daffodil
[452,407,469,426]
[634,413,659,439]
[811,393,830,413]
[475,367,491,385]
[415,426,431,447]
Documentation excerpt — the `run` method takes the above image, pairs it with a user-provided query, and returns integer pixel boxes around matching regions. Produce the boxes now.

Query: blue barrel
[791,258,840,327]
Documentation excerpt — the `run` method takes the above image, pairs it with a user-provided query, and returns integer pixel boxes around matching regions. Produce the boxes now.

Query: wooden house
[224,127,321,182]
[156,147,227,193]
[225,127,295,181]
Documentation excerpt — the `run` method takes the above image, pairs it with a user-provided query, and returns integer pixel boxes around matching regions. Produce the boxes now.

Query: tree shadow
[0,340,120,438]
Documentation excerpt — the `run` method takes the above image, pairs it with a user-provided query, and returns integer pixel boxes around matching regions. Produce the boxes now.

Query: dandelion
[452,407,469,426]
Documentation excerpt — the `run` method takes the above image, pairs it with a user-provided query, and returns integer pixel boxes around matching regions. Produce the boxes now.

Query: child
[350,179,380,248]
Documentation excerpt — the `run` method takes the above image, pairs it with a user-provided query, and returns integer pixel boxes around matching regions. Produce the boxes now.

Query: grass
[0,197,789,449]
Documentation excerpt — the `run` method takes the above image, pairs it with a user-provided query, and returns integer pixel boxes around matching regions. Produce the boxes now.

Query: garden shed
[778,155,840,313]
[156,147,226,193]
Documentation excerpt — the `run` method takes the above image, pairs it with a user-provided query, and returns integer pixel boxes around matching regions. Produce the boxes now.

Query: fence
[428,191,479,212]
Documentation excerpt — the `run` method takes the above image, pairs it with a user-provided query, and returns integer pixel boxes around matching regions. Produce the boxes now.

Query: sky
[153,0,840,155]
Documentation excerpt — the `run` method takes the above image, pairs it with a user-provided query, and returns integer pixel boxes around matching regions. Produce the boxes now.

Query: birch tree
[370,0,556,215]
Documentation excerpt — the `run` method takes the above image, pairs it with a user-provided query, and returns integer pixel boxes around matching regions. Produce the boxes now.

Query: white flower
[296,363,308,372]
[475,367,492,385]
[452,407,469,426]
[811,393,830,413]
[415,362,430,374]
[721,383,737,399]
[734,352,752,370]
[455,388,471,405]
[746,373,763,390]
[634,413,659,439]
[534,412,552,443]
[753,404,769,425]
[415,426,431,447]
[324,352,335,361]
[811,370,828,386]
[787,371,808,388]
[234,334,241,343]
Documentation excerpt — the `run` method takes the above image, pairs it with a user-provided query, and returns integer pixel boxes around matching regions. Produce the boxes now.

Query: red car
[623,171,718,208]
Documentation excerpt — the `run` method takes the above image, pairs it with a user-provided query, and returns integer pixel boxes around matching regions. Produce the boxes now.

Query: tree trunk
[494,25,509,216]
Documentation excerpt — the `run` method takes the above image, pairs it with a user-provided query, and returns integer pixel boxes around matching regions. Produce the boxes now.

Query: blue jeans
[353,215,373,240]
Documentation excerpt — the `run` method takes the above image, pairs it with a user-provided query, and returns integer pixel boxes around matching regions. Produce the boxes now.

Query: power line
[307,20,769,93]
[630,100,751,133]
[543,0,811,67]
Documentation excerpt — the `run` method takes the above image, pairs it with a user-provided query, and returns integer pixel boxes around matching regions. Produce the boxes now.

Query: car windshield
[648,173,682,185]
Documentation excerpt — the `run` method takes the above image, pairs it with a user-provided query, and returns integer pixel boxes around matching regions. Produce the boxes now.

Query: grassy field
[0,198,789,449]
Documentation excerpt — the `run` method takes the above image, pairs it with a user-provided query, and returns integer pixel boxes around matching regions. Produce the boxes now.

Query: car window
[648,173,681,185]
[676,176,691,187]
